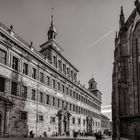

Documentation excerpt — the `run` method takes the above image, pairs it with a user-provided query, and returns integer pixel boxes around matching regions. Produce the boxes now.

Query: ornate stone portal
[86,117,93,135]
[0,93,14,136]
[56,105,71,136]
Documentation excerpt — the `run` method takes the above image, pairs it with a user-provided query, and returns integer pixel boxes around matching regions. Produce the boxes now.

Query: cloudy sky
[0,0,135,119]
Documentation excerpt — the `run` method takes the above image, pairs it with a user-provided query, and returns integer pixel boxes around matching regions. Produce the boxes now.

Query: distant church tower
[88,75,97,91]
[88,75,101,104]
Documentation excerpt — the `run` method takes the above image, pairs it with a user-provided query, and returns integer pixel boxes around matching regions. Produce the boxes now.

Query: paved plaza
[0,136,112,140]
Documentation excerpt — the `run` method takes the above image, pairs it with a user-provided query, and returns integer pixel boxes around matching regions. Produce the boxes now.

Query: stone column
[67,116,70,134]
[61,115,64,135]
[58,115,61,135]
[86,117,88,134]
[3,104,8,136]
[90,118,93,134]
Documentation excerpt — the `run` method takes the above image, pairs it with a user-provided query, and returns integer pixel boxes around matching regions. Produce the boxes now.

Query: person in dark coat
[95,133,99,140]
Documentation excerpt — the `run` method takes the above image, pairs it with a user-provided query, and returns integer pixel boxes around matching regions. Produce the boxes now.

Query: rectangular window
[81,96,83,102]
[79,95,81,101]
[79,107,81,114]
[46,94,49,104]
[62,100,64,108]
[73,105,75,112]
[23,63,28,75]
[81,108,83,114]
[11,81,17,96]
[66,102,68,109]
[52,79,55,89]
[57,99,60,107]
[78,118,81,125]
[38,114,44,122]
[12,56,18,71]
[57,82,60,91]
[22,86,27,98]
[50,116,55,123]
[84,97,85,103]
[70,104,72,111]
[66,87,69,95]
[39,92,43,103]
[73,117,75,124]
[73,91,76,98]
[71,70,73,80]
[53,56,57,67]
[32,68,36,79]
[46,76,50,86]
[74,73,77,82]
[20,111,27,120]
[83,119,85,125]
[62,85,65,93]
[76,93,78,99]
[58,60,62,71]
[40,72,43,83]
[31,89,36,101]
[0,49,6,65]
[76,106,78,113]
[70,90,72,97]
[52,97,55,106]
[67,67,70,77]
[63,64,66,75]
[0,77,5,92]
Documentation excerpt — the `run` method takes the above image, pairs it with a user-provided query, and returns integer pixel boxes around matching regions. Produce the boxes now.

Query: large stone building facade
[0,16,102,137]
[112,1,140,140]
[101,114,110,134]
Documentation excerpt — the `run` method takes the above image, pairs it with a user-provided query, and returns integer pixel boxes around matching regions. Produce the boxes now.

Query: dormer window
[53,55,57,67]
[58,60,62,72]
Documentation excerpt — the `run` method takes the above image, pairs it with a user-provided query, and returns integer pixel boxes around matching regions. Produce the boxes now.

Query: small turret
[88,75,97,90]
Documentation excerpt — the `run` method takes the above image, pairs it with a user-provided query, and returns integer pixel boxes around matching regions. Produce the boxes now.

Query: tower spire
[51,8,54,26]
[48,8,57,40]
[119,6,125,29]
[121,6,124,16]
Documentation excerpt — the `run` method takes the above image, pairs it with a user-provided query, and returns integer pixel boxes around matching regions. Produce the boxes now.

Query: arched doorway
[0,114,2,135]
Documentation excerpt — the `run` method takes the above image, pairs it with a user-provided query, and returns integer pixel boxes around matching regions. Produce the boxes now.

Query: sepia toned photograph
[0,0,139,140]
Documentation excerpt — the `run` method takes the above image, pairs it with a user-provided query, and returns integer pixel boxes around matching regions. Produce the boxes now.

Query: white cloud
[101,109,112,113]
